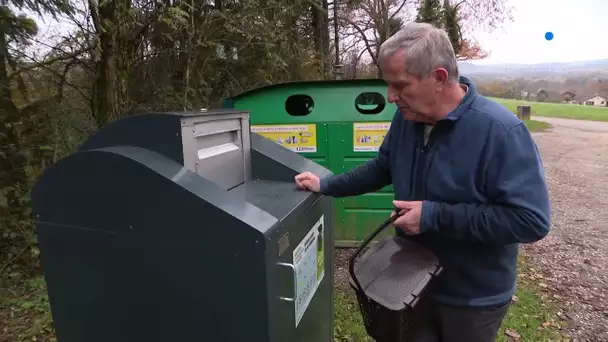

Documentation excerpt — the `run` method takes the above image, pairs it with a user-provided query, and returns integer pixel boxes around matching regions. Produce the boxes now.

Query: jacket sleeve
[420,122,551,245]
[319,114,397,198]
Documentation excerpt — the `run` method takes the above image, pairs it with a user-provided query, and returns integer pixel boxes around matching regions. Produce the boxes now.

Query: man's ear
[433,68,449,84]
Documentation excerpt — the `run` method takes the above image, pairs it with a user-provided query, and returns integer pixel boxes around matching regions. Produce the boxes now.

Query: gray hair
[378,22,459,82]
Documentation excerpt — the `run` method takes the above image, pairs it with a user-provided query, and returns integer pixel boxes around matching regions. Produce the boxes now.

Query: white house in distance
[582,95,607,106]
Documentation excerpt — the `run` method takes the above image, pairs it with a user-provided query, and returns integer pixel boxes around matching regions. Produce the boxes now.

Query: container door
[326,91,395,244]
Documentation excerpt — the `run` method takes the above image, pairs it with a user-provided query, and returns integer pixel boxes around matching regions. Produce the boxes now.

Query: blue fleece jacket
[320,77,551,308]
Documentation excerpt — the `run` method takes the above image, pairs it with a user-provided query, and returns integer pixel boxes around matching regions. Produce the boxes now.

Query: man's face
[381,50,443,124]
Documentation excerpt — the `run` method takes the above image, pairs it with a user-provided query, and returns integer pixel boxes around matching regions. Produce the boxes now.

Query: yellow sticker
[353,122,391,152]
[251,124,317,153]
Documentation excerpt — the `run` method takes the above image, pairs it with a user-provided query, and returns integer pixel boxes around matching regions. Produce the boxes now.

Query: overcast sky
[473,0,608,65]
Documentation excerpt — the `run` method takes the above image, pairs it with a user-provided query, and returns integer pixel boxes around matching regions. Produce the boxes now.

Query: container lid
[349,236,442,311]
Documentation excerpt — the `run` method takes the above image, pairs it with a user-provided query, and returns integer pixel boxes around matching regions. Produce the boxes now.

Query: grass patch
[0,276,55,342]
[2,260,567,342]
[524,119,551,132]
[491,97,608,122]
[499,256,568,341]
[334,288,372,342]
[334,257,568,342]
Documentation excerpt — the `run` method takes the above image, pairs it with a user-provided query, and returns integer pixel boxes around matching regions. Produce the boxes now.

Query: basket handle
[348,209,403,294]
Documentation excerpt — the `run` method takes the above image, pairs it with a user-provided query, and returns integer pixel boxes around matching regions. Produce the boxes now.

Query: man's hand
[392,200,423,235]
[295,171,321,192]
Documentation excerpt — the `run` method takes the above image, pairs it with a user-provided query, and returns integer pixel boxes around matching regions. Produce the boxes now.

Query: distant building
[560,91,576,103]
[581,95,607,106]
[536,89,548,102]
[519,90,538,101]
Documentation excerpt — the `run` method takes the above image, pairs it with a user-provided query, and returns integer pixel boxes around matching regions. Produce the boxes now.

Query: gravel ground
[334,117,608,341]
[526,117,608,340]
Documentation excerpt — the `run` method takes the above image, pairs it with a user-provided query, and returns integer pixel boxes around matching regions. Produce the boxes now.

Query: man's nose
[387,91,398,103]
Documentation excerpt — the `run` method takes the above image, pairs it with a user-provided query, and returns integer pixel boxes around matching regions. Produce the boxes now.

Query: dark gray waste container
[31,109,334,342]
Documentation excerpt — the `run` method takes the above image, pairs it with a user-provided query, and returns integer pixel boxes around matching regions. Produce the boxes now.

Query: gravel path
[525,116,608,340]
[534,116,608,132]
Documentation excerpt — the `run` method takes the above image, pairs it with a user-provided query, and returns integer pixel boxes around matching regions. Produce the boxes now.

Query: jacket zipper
[420,125,440,199]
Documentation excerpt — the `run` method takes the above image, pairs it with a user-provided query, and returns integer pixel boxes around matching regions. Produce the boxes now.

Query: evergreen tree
[415,0,462,55]
[415,0,443,28]
[442,2,462,55]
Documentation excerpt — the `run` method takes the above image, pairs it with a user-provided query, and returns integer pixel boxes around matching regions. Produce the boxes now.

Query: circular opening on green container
[355,92,385,114]
[285,94,314,116]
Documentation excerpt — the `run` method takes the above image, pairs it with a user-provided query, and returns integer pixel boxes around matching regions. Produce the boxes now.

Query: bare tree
[337,0,513,75]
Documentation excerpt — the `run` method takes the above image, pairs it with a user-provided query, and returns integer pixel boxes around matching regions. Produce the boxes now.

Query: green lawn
[491,97,608,122]
[335,257,568,342]
[524,119,551,132]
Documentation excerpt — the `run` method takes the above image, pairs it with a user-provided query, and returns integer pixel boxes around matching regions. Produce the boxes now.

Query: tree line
[473,75,608,103]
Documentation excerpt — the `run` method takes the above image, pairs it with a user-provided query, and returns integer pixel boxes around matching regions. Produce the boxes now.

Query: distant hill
[458,59,608,77]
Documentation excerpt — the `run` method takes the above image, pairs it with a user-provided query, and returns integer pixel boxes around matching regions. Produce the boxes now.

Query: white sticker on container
[293,215,325,327]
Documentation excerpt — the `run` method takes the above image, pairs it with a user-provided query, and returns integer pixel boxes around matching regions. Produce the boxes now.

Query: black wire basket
[348,213,443,342]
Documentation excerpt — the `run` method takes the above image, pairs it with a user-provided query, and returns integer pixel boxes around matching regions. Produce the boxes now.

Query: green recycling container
[224,79,397,245]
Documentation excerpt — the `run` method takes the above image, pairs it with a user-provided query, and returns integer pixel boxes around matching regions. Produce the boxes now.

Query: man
[294,22,550,342]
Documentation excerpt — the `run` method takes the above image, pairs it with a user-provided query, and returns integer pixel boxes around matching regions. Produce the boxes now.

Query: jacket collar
[442,76,477,122]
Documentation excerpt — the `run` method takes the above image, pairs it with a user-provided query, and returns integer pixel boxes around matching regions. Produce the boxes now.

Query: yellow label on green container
[251,124,317,153]
[353,122,391,152]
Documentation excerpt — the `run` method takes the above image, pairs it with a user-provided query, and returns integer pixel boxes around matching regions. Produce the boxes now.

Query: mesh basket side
[351,284,435,342]
[350,236,440,310]
[348,235,442,342]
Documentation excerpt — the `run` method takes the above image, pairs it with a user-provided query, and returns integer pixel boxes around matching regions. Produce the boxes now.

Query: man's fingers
[393,200,417,210]
[393,215,402,225]
[394,216,416,235]
[393,200,409,208]
[295,172,320,192]
[295,172,310,186]
[295,172,316,191]
[391,209,407,218]
[295,172,312,182]
[393,210,413,226]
